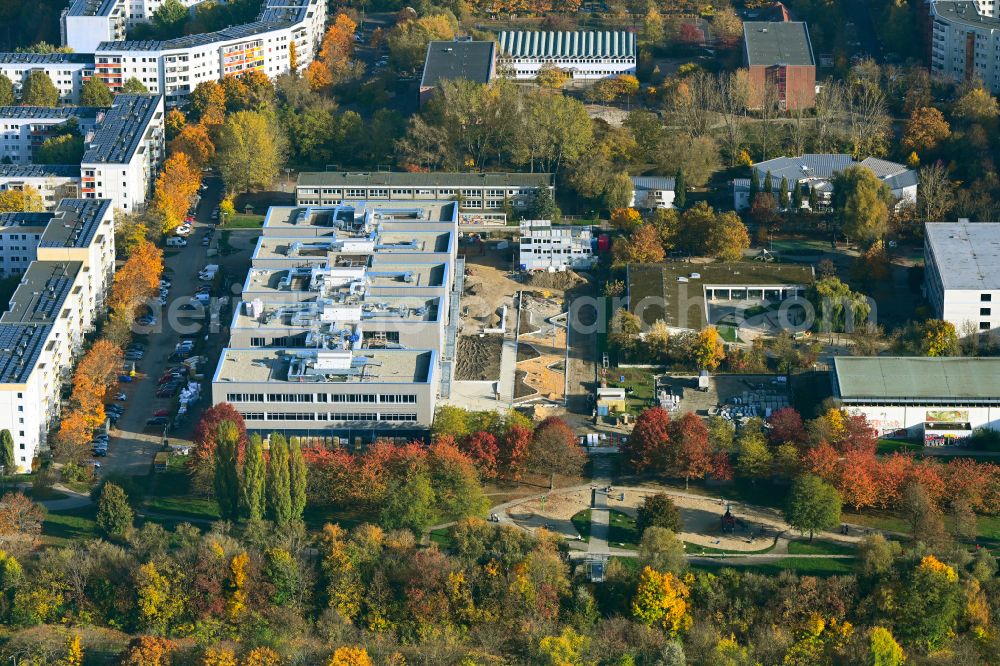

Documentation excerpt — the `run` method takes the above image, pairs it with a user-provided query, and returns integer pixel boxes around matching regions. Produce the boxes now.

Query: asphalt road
[100,178,230,476]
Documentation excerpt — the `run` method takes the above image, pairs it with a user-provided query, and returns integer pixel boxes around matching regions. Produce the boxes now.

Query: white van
[166,237,187,247]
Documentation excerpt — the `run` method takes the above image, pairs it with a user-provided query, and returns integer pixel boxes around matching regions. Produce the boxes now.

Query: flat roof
[0,53,93,65]
[0,261,81,326]
[0,106,102,120]
[40,199,111,249]
[264,202,460,231]
[497,30,635,58]
[296,171,553,188]
[0,164,81,179]
[66,0,119,17]
[628,261,814,329]
[925,222,1000,290]
[253,231,453,261]
[214,348,434,384]
[743,22,815,66]
[0,212,51,233]
[421,41,495,89]
[932,0,1000,28]
[834,357,1000,401]
[81,94,161,164]
[234,295,441,328]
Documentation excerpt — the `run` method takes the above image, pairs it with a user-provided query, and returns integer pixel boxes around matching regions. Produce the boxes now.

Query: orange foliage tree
[155,152,201,232]
[168,123,215,169]
[118,636,176,666]
[315,13,360,87]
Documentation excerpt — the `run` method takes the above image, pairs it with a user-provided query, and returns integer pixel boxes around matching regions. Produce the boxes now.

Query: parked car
[145,416,169,429]
[118,374,134,383]
[166,237,187,247]
[114,391,128,400]
[201,235,211,246]
[136,314,156,326]
[124,351,144,361]
[153,408,171,418]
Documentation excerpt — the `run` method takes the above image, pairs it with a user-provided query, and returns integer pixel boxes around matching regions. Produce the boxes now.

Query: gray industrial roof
[0,53,93,65]
[40,199,111,248]
[81,94,160,164]
[421,41,495,89]
[925,222,1000,290]
[749,154,916,190]
[743,22,815,66]
[0,164,81,178]
[298,171,553,188]
[0,106,102,120]
[497,31,636,58]
[0,261,81,326]
[631,176,676,191]
[834,357,1000,402]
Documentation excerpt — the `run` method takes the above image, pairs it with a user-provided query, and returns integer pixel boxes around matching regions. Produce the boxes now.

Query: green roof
[743,22,814,67]
[627,262,814,330]
[297,171,553,188]
[834,357,1000,402]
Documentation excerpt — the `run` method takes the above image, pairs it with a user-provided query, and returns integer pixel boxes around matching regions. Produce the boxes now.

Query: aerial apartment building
[0,106,102,164]
[0,199,116,471]
[295,171,553,224]
[0,165,82,209]
[930,0,1000,94]
[924,222,1000,335]
[0,53,96,104]
[496,30,636,80]
[214,201,465,442]
[742,21,816,110]
[518,220,596,272]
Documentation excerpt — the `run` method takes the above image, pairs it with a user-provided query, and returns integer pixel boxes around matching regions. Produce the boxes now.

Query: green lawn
[877,438,922,454]
[692,556,854,576]
[221,214,264,228]
[843,511,909,534]
[571,508,592,541]
[429,527,453,547]
[608,510,640,549]
[43,506,99,546]
[684,541,775,555]
[788,539,856,556]
[606,366,661,414]
[143,496,220,521]
[717,324,740,343]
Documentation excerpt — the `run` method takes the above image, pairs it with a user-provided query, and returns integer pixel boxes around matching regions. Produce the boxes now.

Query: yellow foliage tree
[692,326,726,371]
[227,552,249,619]
[243,647,283,666]
[304,60,333,91]
[538,627,589,665]
[155,152,201,233]
[0,186,45,213]
[165,108,186,140]
[610,207,642,232]
[56,633,83,666]
[288,39,298,73]
[327,646,372,666]
[318,14,358,84]
[631,566,691,636]
[201,648,238,666]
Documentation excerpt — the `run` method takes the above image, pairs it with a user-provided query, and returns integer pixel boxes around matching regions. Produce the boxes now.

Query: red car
[153,409,171,417]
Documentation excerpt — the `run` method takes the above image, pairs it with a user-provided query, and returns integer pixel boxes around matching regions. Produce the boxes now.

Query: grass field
[221,214,265,228]
[717,324,740,343]
[692,556,854,576]
[606,366,660,414]
[787,539,856,556]
[877,438,922,454]
[685,541,775,555]
[143,496,220,521]
[571,509,640,548]
[572,509,592,541]
[43,506,99,546]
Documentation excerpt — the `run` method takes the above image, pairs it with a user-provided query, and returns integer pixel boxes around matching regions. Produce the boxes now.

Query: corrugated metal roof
[925,222,1000,290]
[497,31,636,59]
[631,176,676,191]
[834,357,1000,401]
[743,21,814,66]
[751,154,914,189]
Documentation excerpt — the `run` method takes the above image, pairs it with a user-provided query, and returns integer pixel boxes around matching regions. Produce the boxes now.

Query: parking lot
[656,373,791,421]
[98,178,255,475]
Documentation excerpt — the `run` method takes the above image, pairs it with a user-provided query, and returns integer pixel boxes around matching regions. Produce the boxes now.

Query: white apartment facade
[92,0,326,105]
[79,94,164,212]
[0,214,48,277]
[0,106,102,164]
[62,0,128,53]
[496,30,636,80]
[0,165,81,209]
[931,0,1000,94]
[925,222,1000,334]
[629,176,676,209]
[519,220,595,272]
[0,198,116,471]
[0,53,95,105]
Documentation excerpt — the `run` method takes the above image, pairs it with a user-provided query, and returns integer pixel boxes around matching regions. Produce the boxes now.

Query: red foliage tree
[943,458,996,511]
[624,407,672,473]
[302,446,357,506]
[874,453,914,510]
[678,23,705,45]
[192,402,248,467]
[909,459,946,504]
[530,417,585,488]
[837,451,879,511]
[668,412,713,489]
[461,431,500,479]
[498,424,532,481]
[711,451,734,481]
[839,413,878,455]
[802,440,840,482]
[768,407,806,445]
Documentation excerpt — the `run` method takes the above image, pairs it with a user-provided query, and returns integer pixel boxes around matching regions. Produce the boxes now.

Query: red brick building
[742,22,816,110]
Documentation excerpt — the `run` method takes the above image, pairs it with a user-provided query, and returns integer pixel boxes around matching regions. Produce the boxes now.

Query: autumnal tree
[536,63,569,89]
[267,433,293,526]
[499,424,532,480]
[80,76,114,106]
[288,38,298,73]
[168,123,215,169]
[668,413,713,489]
[915,318,959,356]
[200,648,238,666]
[0,74,13,106]
[529,417,585,489]
[165,108,186,140]
[460,431,499,479]
[707,211,750,261]
[837,451,879,511]
[154,151,201,232]
[636,493,682,534]
[0,186,45,213]
[713,6,744,46]
[327,646,372,666]
[691,326,725,371]
[241,433,266,521]
[96,481,133,540]
[785,475,841,541]
[214,421,241,521]
[952,86,999,123]
[736,430,772,480]
[624,407,672,473]
[610,207,642,232]
[57,633,83,666]
[769,407,806,445]
[892,555,961,650]
[118,636,176,666]
[136,561,182,634]
[317,14,362,86]
[193,403,248,469]
[903,107,951,151]
[304,60,334,91]
[632,566,691,636]
[387,13,457,70]
[612,223,666,266]
[243,647,282,666]
[21,70,58,105]
[869,627,905,666]
[190,81,226,126]
[216,111,288,194]
[0,492,43,557]
[538,627,589,666]
[832,166,893,245]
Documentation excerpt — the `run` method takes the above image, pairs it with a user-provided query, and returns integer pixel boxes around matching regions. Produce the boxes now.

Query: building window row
[230,393,416,404]
[238,411,418,422]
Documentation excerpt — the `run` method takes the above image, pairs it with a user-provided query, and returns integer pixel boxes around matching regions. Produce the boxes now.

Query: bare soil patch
[455,334,504,381]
